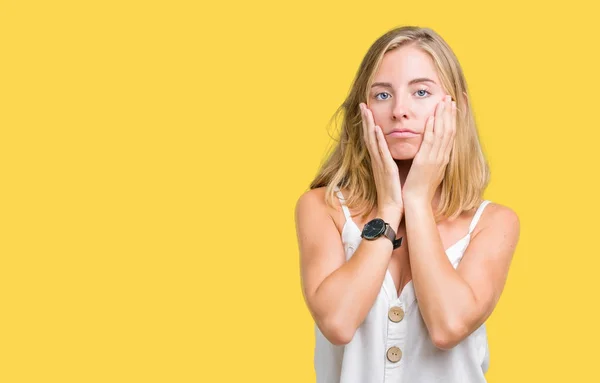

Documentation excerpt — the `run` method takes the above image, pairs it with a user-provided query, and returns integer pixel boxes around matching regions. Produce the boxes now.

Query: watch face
[362,218,386,239]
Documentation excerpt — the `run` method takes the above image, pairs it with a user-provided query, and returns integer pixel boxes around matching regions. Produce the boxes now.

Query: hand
[403,95,457,205]
[359,102,403,224]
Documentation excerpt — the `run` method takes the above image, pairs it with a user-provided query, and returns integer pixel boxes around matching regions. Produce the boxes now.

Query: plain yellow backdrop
[1,0,599,381]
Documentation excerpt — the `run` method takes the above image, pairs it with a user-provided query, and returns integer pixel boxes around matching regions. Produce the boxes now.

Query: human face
[368,44,449,160]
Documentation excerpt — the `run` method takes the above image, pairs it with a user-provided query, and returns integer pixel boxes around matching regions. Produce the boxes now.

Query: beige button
[388,306,405,322]
[386,346,402,363]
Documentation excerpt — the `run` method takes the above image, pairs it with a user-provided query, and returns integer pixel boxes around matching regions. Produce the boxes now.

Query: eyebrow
[371,78,437,88]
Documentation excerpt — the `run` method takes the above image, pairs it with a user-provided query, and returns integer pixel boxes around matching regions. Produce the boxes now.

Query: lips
[387,129,420,138]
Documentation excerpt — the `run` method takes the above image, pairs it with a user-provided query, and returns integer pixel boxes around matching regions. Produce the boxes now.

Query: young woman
[295,26,520,382]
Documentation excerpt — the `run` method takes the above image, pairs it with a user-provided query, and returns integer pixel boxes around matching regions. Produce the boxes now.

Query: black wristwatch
[361,218,403,249]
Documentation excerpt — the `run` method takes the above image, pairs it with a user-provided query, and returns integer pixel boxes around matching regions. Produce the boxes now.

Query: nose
[391,95,410,121]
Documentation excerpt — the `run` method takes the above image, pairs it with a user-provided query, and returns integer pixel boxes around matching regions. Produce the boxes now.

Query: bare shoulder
[295,187,328,223]
[295,186,327,210]
[473,201,520,240]
[295,186,344,233]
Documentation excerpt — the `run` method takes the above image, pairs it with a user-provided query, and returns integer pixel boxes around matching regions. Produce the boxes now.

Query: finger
[441,100,457,162]
[360,104,375,160]
[419,115,435,161]
[363,105,383,168]
[439,96,453,162]
[430,99,445,160]
[375,125,395,169]
[434,98,446,134]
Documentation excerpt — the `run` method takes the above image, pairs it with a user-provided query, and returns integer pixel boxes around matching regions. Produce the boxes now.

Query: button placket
[388,306,405,323]
[385,302,407,370]
[386,346,402,363]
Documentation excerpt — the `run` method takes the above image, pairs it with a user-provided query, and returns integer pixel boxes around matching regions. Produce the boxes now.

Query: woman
[295,26,520,382]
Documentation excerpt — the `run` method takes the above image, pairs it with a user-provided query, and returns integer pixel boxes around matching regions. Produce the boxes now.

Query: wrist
[376,209,402,231]
[362,215,403,250]
[403,198,432,216]
[403,195,429,209]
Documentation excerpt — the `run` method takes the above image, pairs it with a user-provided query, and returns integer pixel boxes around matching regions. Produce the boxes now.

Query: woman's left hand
[403,94,457,205]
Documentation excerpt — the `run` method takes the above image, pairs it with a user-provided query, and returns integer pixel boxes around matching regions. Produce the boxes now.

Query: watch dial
[363,218,385,239]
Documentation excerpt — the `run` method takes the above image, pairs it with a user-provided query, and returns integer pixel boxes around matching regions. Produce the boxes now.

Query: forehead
[374,45,440,84]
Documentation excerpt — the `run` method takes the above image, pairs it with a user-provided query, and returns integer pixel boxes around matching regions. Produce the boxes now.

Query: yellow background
[1,0,598,381]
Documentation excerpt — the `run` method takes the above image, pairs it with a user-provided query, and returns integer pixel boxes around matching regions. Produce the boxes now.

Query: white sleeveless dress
[314,186,492,383]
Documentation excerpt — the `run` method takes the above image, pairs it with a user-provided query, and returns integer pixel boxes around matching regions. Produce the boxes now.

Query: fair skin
[296,44,520,349]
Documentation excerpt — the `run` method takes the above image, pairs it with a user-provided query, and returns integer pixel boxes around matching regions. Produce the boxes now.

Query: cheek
[369,106,386,126]
[416,102,438,118]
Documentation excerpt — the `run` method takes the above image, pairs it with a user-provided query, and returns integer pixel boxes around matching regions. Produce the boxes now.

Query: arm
[295,188,401,345]
[403,198,520,350]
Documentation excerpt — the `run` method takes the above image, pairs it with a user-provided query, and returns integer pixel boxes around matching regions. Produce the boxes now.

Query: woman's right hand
[359,103,404,226]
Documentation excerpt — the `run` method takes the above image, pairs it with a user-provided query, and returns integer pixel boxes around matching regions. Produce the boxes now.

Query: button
[388,306,405,322]
[386,346,402,363]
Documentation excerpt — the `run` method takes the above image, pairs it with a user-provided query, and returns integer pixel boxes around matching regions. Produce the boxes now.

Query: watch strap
[383,224,403,249]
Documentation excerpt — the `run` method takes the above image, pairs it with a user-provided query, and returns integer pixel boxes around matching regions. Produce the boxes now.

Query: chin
[389,145,418,160]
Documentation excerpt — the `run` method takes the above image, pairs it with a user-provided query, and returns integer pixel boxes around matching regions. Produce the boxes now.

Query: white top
[313,187,492,383]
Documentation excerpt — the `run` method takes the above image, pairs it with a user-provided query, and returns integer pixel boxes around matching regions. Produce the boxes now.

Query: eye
[374,92,391,101]
[415,89,431,98]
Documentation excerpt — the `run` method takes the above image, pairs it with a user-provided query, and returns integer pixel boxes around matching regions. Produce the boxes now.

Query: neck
[395,159,443,212]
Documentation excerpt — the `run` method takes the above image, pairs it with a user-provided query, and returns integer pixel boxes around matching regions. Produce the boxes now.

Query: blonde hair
[309,26,490,221]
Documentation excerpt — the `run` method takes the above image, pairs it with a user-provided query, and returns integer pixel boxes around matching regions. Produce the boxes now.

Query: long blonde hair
[310,26,490,221]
